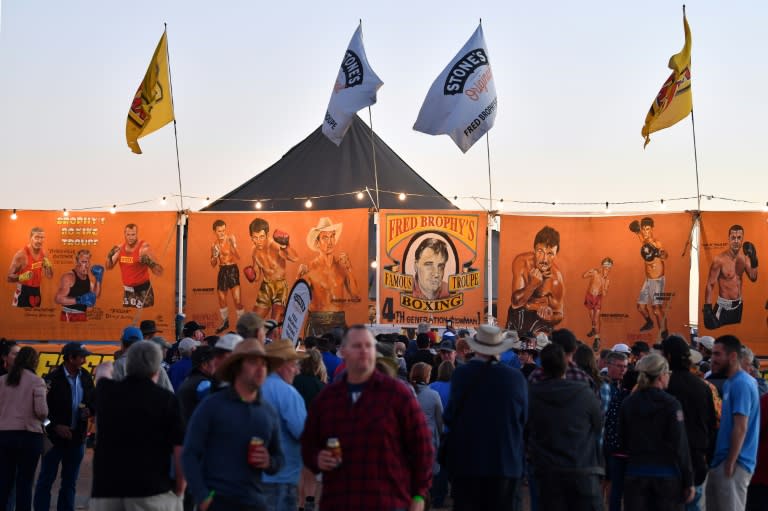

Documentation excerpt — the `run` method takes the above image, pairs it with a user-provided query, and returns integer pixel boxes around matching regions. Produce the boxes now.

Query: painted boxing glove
[91,265,105,283]
[42,257,53,270]
[139,254,157,269]
[18,270,33,282]
[743,241,758,268]
[273,230,290,247]
[107,245,121,259]
[76,292,97,307]
[629,220,641,233]
[702,303,720,330]
[641,243,660,261]
[243,265,257,283]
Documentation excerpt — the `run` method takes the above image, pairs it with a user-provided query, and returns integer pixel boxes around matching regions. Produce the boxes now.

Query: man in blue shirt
[183,338,284,511]
[706,334,760,511]
[261,339,308,511]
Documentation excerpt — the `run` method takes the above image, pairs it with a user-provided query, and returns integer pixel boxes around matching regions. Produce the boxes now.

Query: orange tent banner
[498,214,692,346]
[0,211,178,341]
[378,210,487,328]
[186,210,369,336]
[698,212,768,354]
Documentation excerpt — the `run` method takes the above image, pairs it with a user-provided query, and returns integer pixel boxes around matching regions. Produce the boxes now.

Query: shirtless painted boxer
[629,217,667,337]
[506,226,564,335]
[582,257,613,346]
[703,224,758,329]
[211,219,244,333]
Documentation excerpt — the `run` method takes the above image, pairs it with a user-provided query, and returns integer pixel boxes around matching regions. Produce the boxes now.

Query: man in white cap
[298,217,360,336]
[261,340,309,511]
[442,325,528,510]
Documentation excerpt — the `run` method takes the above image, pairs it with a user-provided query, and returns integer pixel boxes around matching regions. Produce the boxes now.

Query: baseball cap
[178,338,201,353]
[612,343,632,355]
[698,336,715,351]
[62,342,91,358]
[437,340,455,352]
[121,326,144,344]
[214,333,244,353]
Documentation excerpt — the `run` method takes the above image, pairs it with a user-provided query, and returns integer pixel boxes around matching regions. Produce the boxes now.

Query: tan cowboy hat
[467,325,517,356]
[306,217,343,251]
[216,338,283,383]
[265,338,309,362]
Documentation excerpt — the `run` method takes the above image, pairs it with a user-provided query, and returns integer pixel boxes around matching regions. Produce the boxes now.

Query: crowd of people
[0,318,767,511]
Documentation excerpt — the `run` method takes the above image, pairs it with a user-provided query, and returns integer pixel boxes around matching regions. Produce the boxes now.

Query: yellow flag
[641,13,692,148]
[126,31,175,154]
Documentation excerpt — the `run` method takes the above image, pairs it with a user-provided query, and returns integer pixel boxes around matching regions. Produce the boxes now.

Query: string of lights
[5,191,768,219]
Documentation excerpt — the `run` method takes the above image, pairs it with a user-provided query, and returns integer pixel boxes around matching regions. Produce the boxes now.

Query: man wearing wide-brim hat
[183,338,284,511]
[260,340,309,511]
[443,325,528,511]
[298,217,360,337]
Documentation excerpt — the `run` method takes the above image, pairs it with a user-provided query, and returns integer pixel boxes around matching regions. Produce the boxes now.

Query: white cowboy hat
[306,217,343,252]
[467,325,516,356]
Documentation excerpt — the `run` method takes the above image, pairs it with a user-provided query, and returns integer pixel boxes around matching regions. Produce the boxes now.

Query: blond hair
[635,352,669,390]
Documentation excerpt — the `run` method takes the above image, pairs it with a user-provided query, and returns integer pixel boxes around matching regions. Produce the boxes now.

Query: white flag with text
[414,25,498,153]
[322,25,383,145]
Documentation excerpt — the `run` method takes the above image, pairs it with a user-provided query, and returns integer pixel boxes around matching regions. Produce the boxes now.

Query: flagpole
[485,133,493,325]
[690,112,701,211]
[163,23,184,213]
[164,23,185,319]
[367,106,381,211]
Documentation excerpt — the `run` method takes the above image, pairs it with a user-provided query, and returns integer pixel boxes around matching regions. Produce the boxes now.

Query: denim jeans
[33,441,85,511]
[685,484,704,511]
[0,431,43,511]
[607,455,627,511]
[261,482,297,511]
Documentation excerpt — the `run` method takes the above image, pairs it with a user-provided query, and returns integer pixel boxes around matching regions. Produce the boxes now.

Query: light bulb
[63,209,69,217]
[10,209,17,220]
[305,199,313,208]
[255,201,262,210]
[356,191,364,200]
[370,260,378,269]
[202,197,210,205]
[398,192,406,201]
[161,196,167,205]
[110,205,117,215]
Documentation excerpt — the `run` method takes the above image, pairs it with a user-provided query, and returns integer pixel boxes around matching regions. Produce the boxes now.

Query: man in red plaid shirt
[301,325,433,511]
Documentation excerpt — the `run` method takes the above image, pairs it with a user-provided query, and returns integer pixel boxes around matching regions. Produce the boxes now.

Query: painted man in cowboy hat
[443,325,528,511]
[260,340,309,511]
[298,217,360,336]
[183,338,284,511]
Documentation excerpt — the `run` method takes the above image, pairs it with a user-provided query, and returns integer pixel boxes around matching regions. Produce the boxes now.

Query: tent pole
[177,212,186,322]
[375,212,381,325]
[486,134,493,325]
[368,107,380,210]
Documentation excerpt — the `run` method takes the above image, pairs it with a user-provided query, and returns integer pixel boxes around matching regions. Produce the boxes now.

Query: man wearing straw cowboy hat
[298,217,360,336]
[260,340,309,511]
[183,338,284,511]
[443,324,528,511]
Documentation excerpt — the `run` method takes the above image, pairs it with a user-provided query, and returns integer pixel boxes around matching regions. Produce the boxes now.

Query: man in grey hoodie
[526,343,603,511]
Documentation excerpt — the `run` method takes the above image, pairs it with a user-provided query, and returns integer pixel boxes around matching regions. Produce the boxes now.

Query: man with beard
[105,223,163,308]
[703,224,758,329]
[506,226,564,335]
[55,249,104,322]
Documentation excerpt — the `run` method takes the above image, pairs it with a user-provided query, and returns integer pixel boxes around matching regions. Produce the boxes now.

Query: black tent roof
[204,115,456,211]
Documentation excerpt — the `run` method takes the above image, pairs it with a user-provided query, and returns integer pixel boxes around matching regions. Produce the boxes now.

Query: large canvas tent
[205,115,456,211]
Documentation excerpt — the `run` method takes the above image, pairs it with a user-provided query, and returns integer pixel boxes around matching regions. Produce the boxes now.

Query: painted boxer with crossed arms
[243,218,298,324]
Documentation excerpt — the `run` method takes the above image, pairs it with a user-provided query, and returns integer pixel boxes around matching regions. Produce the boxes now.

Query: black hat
[140,320,161,337]
[631,341,651,355]
[191,345,215,367]
[183,321,205,338]
[62,342,92,358]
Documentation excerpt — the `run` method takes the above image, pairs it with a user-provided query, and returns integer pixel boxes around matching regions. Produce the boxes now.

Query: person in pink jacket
[0,347,48,511]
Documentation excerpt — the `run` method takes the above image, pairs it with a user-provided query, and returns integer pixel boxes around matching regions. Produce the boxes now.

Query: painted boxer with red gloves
[703,224,758,329]
[7,226,53,307]
[244,218,298,324]
[55,249,104,322]
[105,223,163,308]
[629,217,668,337]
